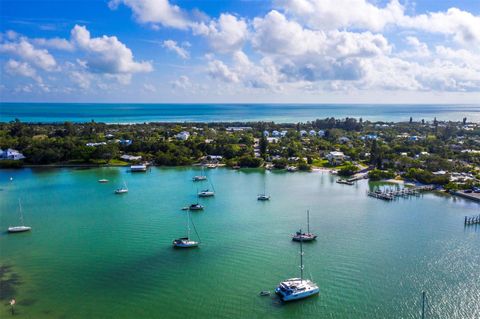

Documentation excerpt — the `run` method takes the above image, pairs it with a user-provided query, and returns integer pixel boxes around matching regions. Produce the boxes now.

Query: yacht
[8,200,31,233]
[173,211,200,248]
[292,210,317,242]
[275,235,319,301]
[192,166,207,181]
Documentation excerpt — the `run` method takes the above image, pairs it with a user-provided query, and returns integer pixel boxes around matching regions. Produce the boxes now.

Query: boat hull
[292,234,317,242]
[275,286,319,301]
[8,226,31,233]
[173,238,199,248]
[115,189,128,194]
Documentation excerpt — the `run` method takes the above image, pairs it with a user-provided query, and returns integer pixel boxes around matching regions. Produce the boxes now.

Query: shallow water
[0,167,478,318]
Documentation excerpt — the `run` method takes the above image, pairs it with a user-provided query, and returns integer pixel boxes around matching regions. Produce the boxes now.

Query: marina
[0,167,478,318]
[367,185,435,201]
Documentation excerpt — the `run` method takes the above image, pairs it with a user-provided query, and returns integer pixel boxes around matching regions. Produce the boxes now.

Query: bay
[0,167,478,318]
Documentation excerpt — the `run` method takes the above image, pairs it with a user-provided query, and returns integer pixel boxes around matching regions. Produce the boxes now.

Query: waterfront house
[339,136,351,143]
[0,148,26,160]
[119,139,133,146]
[120,154,142,162]
[176,131,190,141]
[309,130,316,136]
[326,151,347,165]
[86,142,107,147]
[317,130,325,137]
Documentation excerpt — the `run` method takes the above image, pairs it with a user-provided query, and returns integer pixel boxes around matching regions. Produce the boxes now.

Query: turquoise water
[1,103,478,123]
[0,167,479,318]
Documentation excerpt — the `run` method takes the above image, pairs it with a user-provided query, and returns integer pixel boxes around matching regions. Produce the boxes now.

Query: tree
[409,117,413,123]
[259,135,268,158]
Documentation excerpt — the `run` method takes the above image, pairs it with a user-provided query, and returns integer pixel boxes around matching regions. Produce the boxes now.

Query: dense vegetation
[0,118,479,189]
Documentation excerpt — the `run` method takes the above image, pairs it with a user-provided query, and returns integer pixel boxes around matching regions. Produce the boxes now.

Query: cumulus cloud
[277,0,480,46]
[170,75,192,89]
[207,59,239,83]
[4,59,42,83]
[70,25,153,79]
[0,38,57,71]
[32,37,74,51]
[108,0,191,29]
[193,14,248,53]
[163,40,189,59]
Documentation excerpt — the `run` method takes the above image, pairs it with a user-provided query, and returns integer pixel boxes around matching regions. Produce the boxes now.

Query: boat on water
[173,211,200,248]
[275,234,319,301]
[189,203,204,211]
[130,164,147,172]
[192,166,207,181]
[292,210,317,242]
[198,189,215,197]
[287,166,297,172]
[8,200,31,233]
[114,180,128,194]
[98,179,109,183]
[257,176,270,200]
[336,179,354,185]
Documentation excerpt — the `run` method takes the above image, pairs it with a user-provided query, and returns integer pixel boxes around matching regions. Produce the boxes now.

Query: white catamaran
[8,200,32,233]
[292,210,317,242]
[275,233,319,301]
[173,211,200,248]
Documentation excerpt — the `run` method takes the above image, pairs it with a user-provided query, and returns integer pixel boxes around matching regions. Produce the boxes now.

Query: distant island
[0,117,478,192]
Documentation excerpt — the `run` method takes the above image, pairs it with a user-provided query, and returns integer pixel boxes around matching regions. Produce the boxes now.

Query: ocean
[0,103,478,123]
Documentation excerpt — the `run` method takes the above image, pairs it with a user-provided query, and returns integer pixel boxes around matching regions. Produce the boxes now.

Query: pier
[464,214,480,225]
[367,185,435,201]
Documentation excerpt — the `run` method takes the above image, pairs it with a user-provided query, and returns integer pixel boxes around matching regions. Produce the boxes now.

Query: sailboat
[173,211,200,248]
[114,179,128,194]
[8,200,32,233]
[198,177,215,197]
[292,210,317,242]
[257,176,270,200]
[275,232,319,301]
[192,166,207,182]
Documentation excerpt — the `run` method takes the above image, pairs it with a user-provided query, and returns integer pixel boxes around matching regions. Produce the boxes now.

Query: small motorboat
[98,179,109,183]
[259,291,271,296]
[181,206,189,211]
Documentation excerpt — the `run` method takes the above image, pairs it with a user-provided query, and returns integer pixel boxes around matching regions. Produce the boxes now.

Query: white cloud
[143,83,157,92]
[0,38,57,71]
[207,59,239,83]
[69,70,92,89]
[4,59,42,83]
[32,37,74,51]
[193,14,248,53]
[170,75,192,89]
[163,40,189,59]
[70,25,153,80]
[108,0,191,29]
[277,0,480,46]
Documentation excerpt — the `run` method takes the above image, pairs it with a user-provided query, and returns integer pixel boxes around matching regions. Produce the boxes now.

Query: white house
[272,130,280,137]
[318,130,325,137]
[299,130,307,136]
[120,154,142,162]
[176,131,190,141]
[309,130,316,136]
[86,142,107,147]
[263,130,270,137]
[0,148,26,160]
[280,130,288,137]
[326,151,347,165]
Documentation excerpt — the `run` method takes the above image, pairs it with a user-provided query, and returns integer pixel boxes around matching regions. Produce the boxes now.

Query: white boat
[292,210,317,242]
[8,200,31,233]
[257,177,270,200]
[198,189,215,197]
[98,179,109,183]
[131,164,147,172]
[114,180,128,194]
[287,166,297,172]
[192,166,207,181]
[275,236,319,301]
[173,211,200,248]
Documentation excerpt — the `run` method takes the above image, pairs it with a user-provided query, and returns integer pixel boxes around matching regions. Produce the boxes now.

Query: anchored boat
[8,200,32,233]
[173,211,200,248]
[292,210,317,242]
[114,179,128,194]
[275,233,319,301]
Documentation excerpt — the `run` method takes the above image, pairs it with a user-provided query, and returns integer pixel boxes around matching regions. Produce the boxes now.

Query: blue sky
[1,0,479,103]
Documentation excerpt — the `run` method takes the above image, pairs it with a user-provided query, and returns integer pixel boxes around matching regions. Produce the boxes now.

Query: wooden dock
[367,185,435,201]
[464,214,480,225]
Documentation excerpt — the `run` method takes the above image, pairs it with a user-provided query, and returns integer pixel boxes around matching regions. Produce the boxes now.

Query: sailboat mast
[421,291,426,319]
[307,210,310,234]
[300,229,304,281]
[18,199,24,225]
[187,211,191,239]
